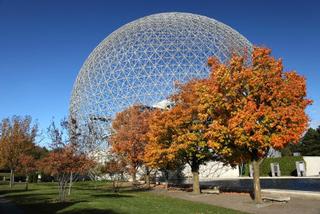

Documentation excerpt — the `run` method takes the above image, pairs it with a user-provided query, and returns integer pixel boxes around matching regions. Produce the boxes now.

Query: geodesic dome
[70,12,252,126]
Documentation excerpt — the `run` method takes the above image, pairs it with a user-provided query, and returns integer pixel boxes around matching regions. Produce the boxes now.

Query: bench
[262,195,290,203]
[201,189,220,194]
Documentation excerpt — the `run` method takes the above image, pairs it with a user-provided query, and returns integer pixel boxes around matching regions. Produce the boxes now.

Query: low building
[303,156,320,176]
[183,161,239,181]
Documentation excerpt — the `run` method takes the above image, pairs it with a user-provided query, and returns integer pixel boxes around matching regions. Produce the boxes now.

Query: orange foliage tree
[101,155,128,192]
[39,120,94,202]
[0,116,37,188]
[110,105,152,184]
[16,154,37,191]
[39,147,93,201]
[145,81,227,194]
[202,47,312,203]
[144,109,185,189]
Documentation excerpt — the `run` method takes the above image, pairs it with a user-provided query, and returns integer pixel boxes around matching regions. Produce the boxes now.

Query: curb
[262,189,320,199]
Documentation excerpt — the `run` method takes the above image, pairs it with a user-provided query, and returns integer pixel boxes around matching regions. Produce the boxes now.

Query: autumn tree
[0,116,37,188]
[145,80,227,194]
[16,154,37,190]
[39,120,94,202]
[68,116,108,156]
[202,47,311,203]
[110,105,152,185]
[101,154,128,192]
[66,115,112,183]
[144,109,184,189]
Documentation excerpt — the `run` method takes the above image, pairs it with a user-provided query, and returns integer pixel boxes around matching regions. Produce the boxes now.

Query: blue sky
[0,0,319,144]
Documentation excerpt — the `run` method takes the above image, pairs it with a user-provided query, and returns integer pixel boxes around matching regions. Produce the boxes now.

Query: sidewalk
[152,189,320,214]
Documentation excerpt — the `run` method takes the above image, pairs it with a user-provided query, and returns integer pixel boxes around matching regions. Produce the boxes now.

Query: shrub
[242,156,304,176]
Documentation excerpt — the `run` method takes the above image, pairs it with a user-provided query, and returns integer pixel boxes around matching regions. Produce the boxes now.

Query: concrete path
[153,190,320,214]
[0,195,23,214]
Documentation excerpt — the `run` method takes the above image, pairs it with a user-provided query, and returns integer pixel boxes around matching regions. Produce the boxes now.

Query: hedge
[241,156,305,177]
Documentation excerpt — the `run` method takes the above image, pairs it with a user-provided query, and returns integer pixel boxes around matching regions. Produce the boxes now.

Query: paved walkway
[0,195,23,214]
[153,190,320,214]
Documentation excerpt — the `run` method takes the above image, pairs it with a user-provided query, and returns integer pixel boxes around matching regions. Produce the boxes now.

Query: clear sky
[0,0,319,145]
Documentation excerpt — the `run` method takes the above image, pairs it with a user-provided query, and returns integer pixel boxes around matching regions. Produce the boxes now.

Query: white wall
[303,156,320,176]
[183,161,239,180]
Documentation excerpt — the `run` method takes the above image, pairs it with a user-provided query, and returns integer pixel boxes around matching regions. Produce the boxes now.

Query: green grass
[0,172,10,177]
[0,181,245,214]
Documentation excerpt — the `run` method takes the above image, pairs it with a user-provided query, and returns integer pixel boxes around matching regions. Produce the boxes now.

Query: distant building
[303,156,320,176]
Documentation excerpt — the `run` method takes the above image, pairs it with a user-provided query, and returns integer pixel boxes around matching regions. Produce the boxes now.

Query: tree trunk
[61,181,67,202]
[252,159,262,204]
[145,174,150,188]
[9,169,14,188]
[145,167,150,188]
[58,174,68,202]
[164,170,169,190]
[58,181,63,202]
[112,179,116,192]
[68,172,73,196]
[153,170,158,186]
[25,175,29,191]
[132,171,137,185]
[191,164,200,194]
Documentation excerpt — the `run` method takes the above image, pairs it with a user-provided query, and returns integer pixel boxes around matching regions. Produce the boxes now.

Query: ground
[1,181,319,214]
[154,188,320,214]
[0,181,244,214]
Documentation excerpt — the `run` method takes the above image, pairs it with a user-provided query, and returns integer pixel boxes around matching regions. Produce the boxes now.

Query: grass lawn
[0,173,10,178]
[0,181,245,214]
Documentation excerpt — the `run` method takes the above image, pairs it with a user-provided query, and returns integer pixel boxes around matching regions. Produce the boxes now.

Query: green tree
[299,127,320,155]
[294,127,320,156]
[281,127,320,156]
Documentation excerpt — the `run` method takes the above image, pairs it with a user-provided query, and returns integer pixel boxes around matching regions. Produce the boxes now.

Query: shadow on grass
[7,195,122,214]
[62,208,120,214]
[2,190,129,214]
[73,184,144,194]
[0,189,36,196]
[91,193,133,198]
[121,187,151,193]
[14,201,86,214]
[72,186,107,192]
[0,189,87,214]
[0,183,150,214]
[5,194,58,204]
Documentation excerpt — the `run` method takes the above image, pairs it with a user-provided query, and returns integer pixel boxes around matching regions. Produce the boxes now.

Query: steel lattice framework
[70,12,252,127]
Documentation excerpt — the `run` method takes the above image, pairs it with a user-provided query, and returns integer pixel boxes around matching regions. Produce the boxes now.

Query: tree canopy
[145,79,226,194]
[110,105,152,183]
[0,116,38,188]
[201,47,311,203]
[203,47,312,160]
